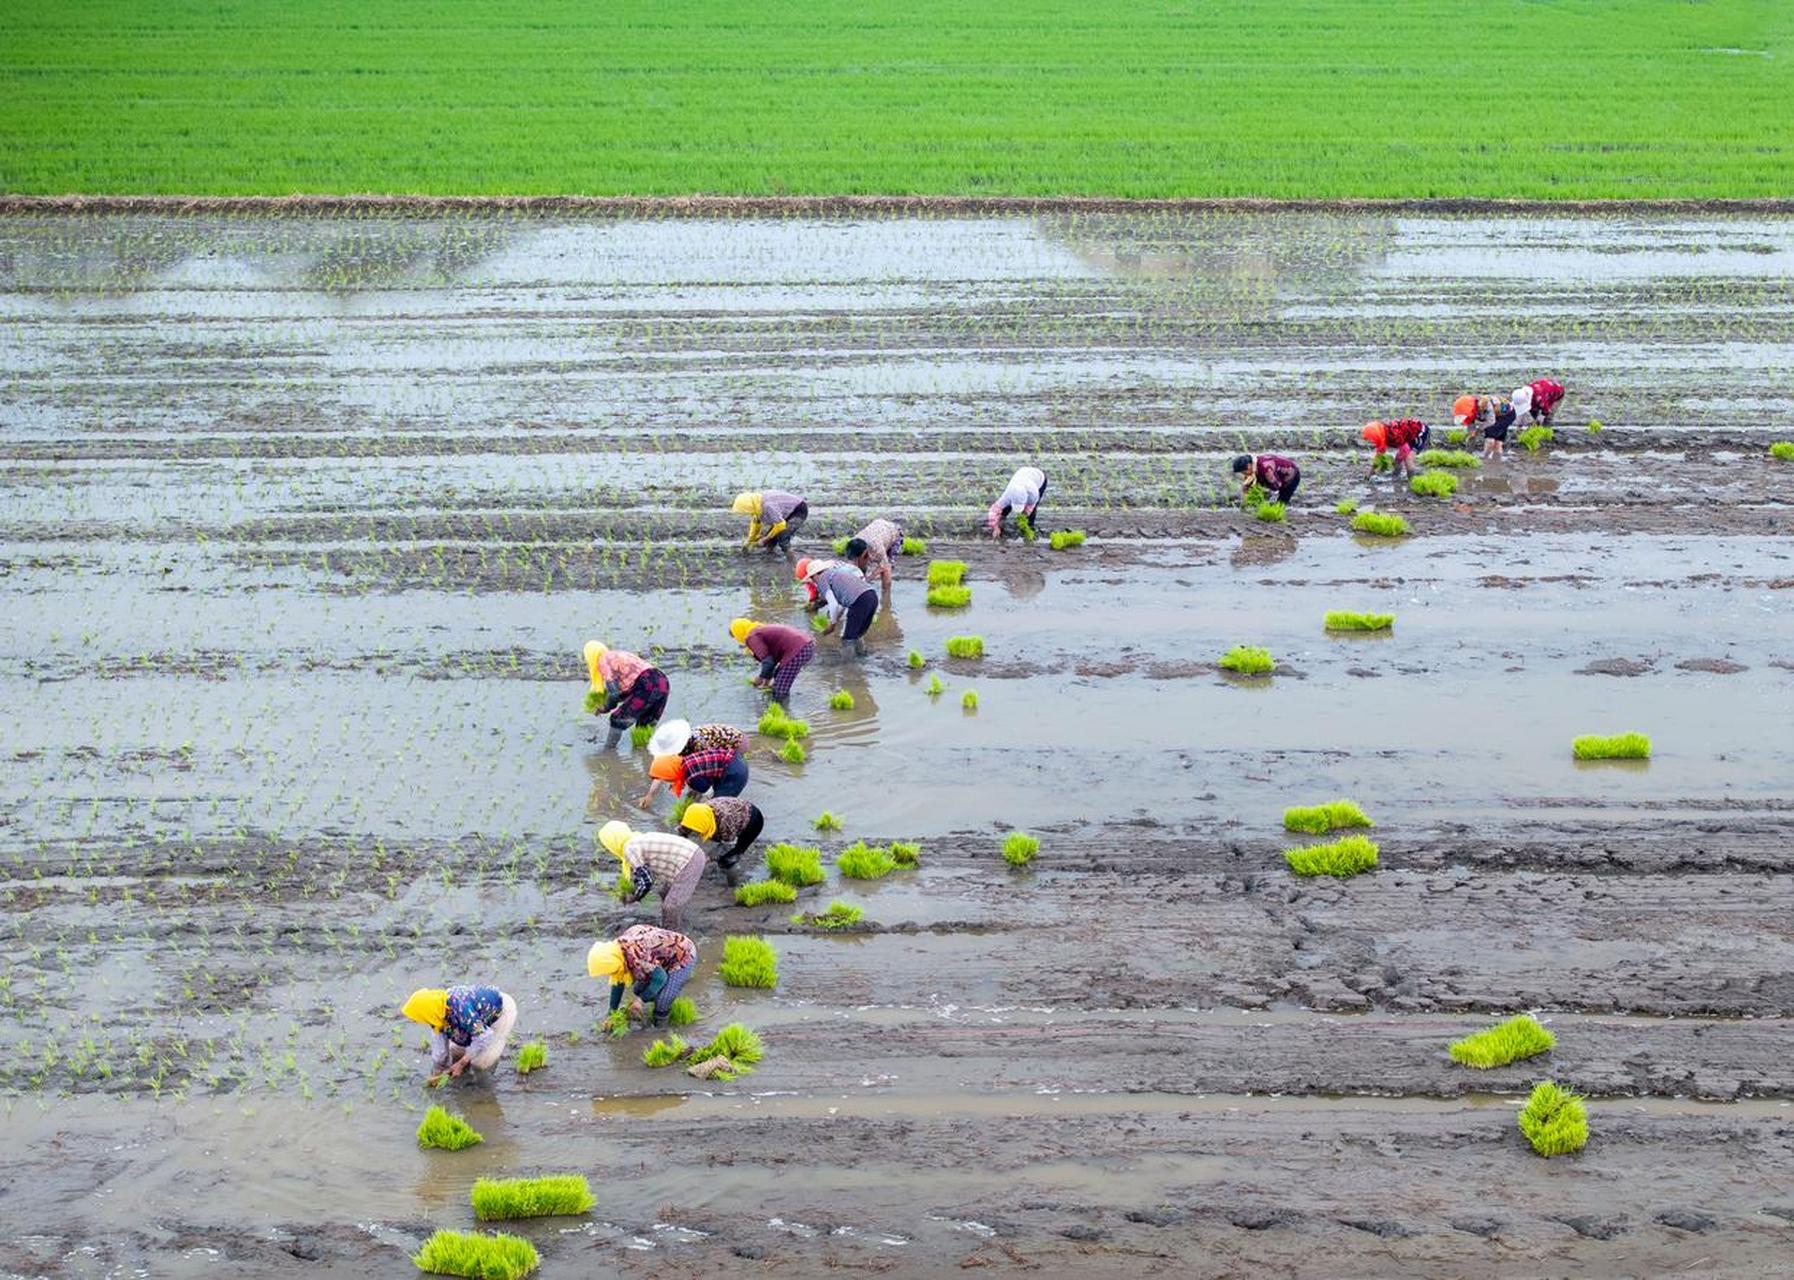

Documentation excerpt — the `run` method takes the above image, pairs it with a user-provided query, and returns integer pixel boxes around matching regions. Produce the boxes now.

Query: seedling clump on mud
[926,673,945,697]
[719,936,779,988]
[831,536,850,554]
[1285,834,1379,878]
[946,635,984,659]
[765,842,826,886]
[1517,425,1555,453]
[1049,530,1086,549]
[1335,499,1358,515]
[1283,799,1372,834]
[693,1022,765,1079]
[793,900,864,930]
[629,724,654,749]
[1444,428,1469,446]
[1416,449,1480,469]
[1518,1081,1589,1156]
[780,738,807,764]
[1352,511,1409,537]
[515,1041,547,1074]
[907,649,926,669]
[757,704,809,741]
[813,810,843,832]
[962,689,979,710]
[1770,441,1794,461]
[1573,732,1651,760]
[667,997,698,1026]
[1449,1014,1556,1069]
[1324,611,1393,632]
[927,560,967,587]
[734,879,798,906]
[828,689,855,710]
[1587,419,1604,434]
[889,840,921,866]
[1003,832,1040,866]
[602,1010,630,1038]
[1218,645,1274,675]
[1410,471,1457,498]
[901,536,927,555]
[412,1229,537,1280]
[837,841,899,880]
[927,584,972,608]
[471,1174,595,1220]
[1014,512,1038,541]
[1372,452,1394,473]
[417,1105,483,1151]
[643,1035,690,1067]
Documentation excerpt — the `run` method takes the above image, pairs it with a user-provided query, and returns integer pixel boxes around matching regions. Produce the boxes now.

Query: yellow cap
[598,820,633,859]
[583,640,607,690]
[681,803,717,840]
[400,988,448,1030]
[587,940,626,981]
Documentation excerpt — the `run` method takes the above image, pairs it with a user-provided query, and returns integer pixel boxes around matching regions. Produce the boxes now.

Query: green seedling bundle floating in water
[837,840,899,880]
[719,935,779,988]
[813,810,843,832]
[945,635,984,659]
[926,673,945,697]
[1448,1014,1556,1069]
[780,739,807,764]
[1517,1081,1589,1157]
[961,689,979,710]
[927,584,972,608]
[828,689,855,710]
[1002,831,1040,866]
[1218,645,1274,675]
[1416,449,1480,469]
[734,879,798,906]
[471,1175,595,1221]
[1572,732,1651,760]
[926,560,967,587]
[515,1041,547,1074]
[1049,530,1086,550]
[1335,499,1358,516]
[643,1034,690,1067]
[793,900,864,930]
[907,649,926,669]
[1352,511,1409,537]
[765,842,826,886]
[1283,799,1372,834]
[416,1105,483,1151]
[757,704,809,741]
[1410,471,1457,498]
[413,1229,538,1280]
[1323,611,1393,632]
[1285,834,1379,878]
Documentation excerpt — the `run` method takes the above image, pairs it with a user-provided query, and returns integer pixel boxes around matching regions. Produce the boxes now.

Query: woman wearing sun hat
[637,719,749,807]
[587,924,697,1031]
[1452,393,1516,459]
[680,796,767,886]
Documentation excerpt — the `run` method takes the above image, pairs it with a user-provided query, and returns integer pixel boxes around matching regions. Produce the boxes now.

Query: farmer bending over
[1513,377,1566,425]
[987,466,1047,539]
[401,984,517,1084]
[846,517,904,596]
[732,490,808,554]
[587,924,697,1032]
[637,720,748,806]
[731,618,816,706]
[644,740,749,809]
[1453,393,1516,459]
[799,557,879,656]
[681,798,766,886]
[1232,453,1300,505]
[599,820,707,930]
[1361,419,1431,480]
[584,640,669,750]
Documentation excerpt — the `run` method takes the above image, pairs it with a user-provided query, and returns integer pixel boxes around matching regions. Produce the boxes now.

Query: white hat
[647,719,692,756]
[1510,386,1532,417]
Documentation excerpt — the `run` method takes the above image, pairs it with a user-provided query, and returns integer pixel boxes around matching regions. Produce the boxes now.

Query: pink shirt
[598,649,650,693]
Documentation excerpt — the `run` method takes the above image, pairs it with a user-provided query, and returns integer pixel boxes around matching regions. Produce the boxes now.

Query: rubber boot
[852,636,867,657]
[719,855,743,888]
[603,722,625,750]
[651,1010,670,1031]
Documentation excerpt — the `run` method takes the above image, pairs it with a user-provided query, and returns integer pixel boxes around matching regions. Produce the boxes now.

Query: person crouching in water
[401,984,518,1084]
[599,820,707,930]
[680,797,766,886]
[584,640,669,750]
[1361,419,1431,481]
[1231,453,1300,506]
[731,490,808,554]
[987,466,1046,540]
[798,558,879,656]
[1453,393,1516,459]
[1513,377,1566,426]
[731,618,816,706]
[587,924,697,1032]
[846,516,903,597]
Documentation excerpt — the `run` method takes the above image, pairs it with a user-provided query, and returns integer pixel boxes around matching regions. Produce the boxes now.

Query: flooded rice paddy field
[3,210,1793,1276]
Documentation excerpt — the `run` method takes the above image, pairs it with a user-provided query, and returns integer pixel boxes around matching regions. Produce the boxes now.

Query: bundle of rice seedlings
[1218,645,1274,675]
[515,1041,547,1074]
[1517,1081,1589,1156]
[926,673,945,696]
[1443,427,1469,445]
[583,690,605,715]
[416,1105,483,1151]
[793,900,864,931]
[780,739,806,764]
[926,560,967,587]
[809,613,830,633]
[696,1022,764,1073]
[1770,441,1794,461]
[828,689,855,710]
[1254,501,1287,524]
[667,997,698,1026]
[718,936,779,988]
[1002,832,1039,866]
[1572,732,1651,760]
[1410,471,1458,498]
[1587,419,1604,434]
[669,794,692,823]
[961,689,979,710]
[907,649,925,669]
[757,704,809,740]
[1372,453,1394,472]
[1323,611,1394,632]
[1517,425,1554,453]
[1352,511,1409,537]
[765,842,825,886]
[602,1010,629,1038]
[412,1230,538,1280]
[1049,530,1087,550]
[837,841,898,880]
[1335,499,1358,515]
[813,810,843,832]
[901,536,927,555]
[642,1035,690,1068]
[1241,483,1267,510]
[629,724,654,749]
[1282,799,1372,834]
[945,635,985,659]
[1015,513,1038,541]
[734,879,798,906]
[1416,449,1480,469]
[927,585,972,608]
[1284,835,1379,878]
[1448,1014,1556,1069]
[471,1175,596,1221]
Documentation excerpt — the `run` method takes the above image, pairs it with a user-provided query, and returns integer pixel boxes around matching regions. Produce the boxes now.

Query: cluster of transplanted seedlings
[1218,645,1274,675]
[1323,611,1393,632]
[1002,832,1040,866]
[1572,732,1651,760]
[417,1105,483,1150]
[514,1041,547,1073]
[413,1230,539,1280]
[471,1175,595,1220]
[925,559,971,607]
[792,901,864,931]
[718,935,779,988]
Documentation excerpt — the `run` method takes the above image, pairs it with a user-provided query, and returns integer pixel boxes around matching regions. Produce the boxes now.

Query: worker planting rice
[732,489,808,554]
[401,984,519,1084]
[637,719,749,806]
[731,617,816,705]
[1514,377,1567,425]
[599,820,709,929]
[1453,392,1517,459]
[986,465,1047,539]
[588,925,697,1032]
[1232,452,1301,505]
[680,797,767,886]
[584,640,670,750]
[1361,418,1433,481]
[845,516,904,596]
[798,557,879,656]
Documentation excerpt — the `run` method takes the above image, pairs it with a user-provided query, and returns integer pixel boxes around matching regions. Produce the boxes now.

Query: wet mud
[2,210,1792,1276]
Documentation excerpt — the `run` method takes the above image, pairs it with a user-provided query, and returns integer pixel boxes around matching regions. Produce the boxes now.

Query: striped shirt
[686,724,746,756]
[622,832,701,883]
[618,924,696,978]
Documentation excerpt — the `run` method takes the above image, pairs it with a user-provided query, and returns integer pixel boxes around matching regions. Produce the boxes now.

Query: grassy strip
[413,1230,538,1279]
[1448,1014,1555,1069]
[471,1175,595,1220]
[1572,732,1651,760]
[1282,799,1371,834]
[1284,834,1378,878]
[1218,645,1274,674]
[1323,611,1393,632]
[1518,1082,1589,1157]
[718,936,779,988]
[416,1106,483,1151]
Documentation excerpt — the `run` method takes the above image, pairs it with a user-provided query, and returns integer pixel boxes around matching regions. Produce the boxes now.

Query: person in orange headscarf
[1452,393,1516,459]
[1361,418,1432,480]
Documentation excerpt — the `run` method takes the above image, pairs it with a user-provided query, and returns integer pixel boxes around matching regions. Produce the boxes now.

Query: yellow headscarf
[401,988,448,1030]
[731,492,763,517]
[729,618,758,646]
[681,803,717,840]
[583,640,607,690]
[587,940,626,983]
[598,819,634,859]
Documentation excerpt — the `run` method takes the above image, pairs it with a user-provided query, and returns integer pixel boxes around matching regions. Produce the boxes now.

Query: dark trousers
[1276,470,1300,504]
[609,668,669,729]
[842,591,878,642]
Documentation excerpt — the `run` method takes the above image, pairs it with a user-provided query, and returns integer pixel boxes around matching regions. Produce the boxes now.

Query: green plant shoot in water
[718,936,779,988]
[416,1105,483,1151]
[1002,832,1039,866]
[1218,645,1274,674]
